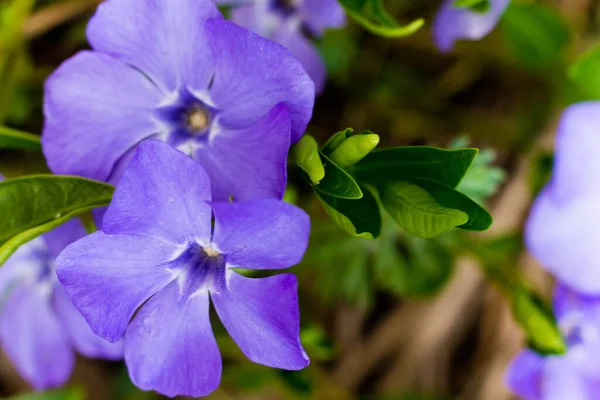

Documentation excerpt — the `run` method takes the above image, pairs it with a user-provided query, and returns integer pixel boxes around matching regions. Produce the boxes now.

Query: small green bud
[293,134,326,184]
[329,133,380,168]
[322,128,354,154]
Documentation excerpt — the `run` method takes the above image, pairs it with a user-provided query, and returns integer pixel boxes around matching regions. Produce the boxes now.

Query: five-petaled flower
[433,0,510,53]
[507,285,600,399]
[55,140,311,397]
[43,0,315,202]
[0,217,123,390]
[216,0,345,93]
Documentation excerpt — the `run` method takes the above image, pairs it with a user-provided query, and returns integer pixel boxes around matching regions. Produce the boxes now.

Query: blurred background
[0,0,594,398]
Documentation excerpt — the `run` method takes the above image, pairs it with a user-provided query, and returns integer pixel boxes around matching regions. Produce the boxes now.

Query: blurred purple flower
[507,285,600,399]
[43,0,314,202]
[526,102,600,294]
[0,218,123,390]
[55,140,311,397]
[216,0,346,93]
[433,0,510,52]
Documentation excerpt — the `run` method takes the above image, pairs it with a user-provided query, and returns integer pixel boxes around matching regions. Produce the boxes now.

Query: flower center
[172,244,227,298]
[272,0,297,16]
[185,104,211,134]
[560,312,600,348]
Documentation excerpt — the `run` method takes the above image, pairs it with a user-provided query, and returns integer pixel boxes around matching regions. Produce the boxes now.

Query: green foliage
[568,44,600,101]
[381,181,468,238]
[511,286,566,355]
[7,388,85,400]
[352,147,478,189]
[453,0,490,13]
[501,2,570,69]
[329,131,380,168]
[314,152,363,199]
[0,175,114,265]
[338,0,424,38]
[322,127,354,154]
[0,125,41,151]
[293,134,325,184]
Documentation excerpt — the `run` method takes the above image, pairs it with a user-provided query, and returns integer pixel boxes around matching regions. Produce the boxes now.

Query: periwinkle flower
[507,285,600,399]
[43,0,315,201]
[55,140,311,397]
[0,218,123,390]
[526,102,600,294]
[217,0,346,93]
[433,0,510,52]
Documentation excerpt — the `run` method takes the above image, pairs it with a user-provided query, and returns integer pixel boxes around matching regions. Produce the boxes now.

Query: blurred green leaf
[511,286,566,355]
[316,184,381,239]
[7,387,85,400]
[329,131,380,168]
[501,2,569,69]
[300,325,334,361]
[0,175,114,265]
[339,0,424,38]
[453,0,490,13]
[568,44,600,101]
[353,147,478,188]
[529,151,554,196]
[293,134,325,184]
[315,152,363,199]
[381,181,469,238]
[413,178,493,231]
[0,125,41,151]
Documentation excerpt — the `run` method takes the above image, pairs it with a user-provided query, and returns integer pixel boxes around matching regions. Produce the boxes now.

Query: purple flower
[506,285,600,399]
[433,0,510,53]
[43,0,315,201]
[217,0,346,93]
[55,140,311,397]
[526,102,600,294]
[0,218,123,390]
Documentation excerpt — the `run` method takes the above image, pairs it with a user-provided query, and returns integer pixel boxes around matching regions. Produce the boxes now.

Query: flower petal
[102,140,213,245]
[54,283,124,361]
[273,23,327,94]
[55,232,177,342]
[86,0,221,93]
[206,19,314,143]
[42,219,87,259]
[212,272,309,369]
[543,357,590,400]
[197,104,290,202]
[505,349,544,400]
[210,199,310,270]
[549,102,600,202]
[0,282,74,390]
[42,51,163,181]
[301,0,346,36]
[525,189,600,294]
[125,281,221,397]
[433,0,510,53]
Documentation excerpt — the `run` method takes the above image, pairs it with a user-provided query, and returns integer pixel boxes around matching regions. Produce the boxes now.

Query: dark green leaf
[353,147,478,188]
[511,286,566,355]
[315,152,363,199]
[453,0,490,13]
[413,178,493,231]
[7,387,85,400]
[0,175,114,265]
[568,44,600,101]
[338,0,424,38]
[381,181,468,238]
[322,127,353,155]
[0,125,41,151]
[292,134,325,184]
[316,184,381,239]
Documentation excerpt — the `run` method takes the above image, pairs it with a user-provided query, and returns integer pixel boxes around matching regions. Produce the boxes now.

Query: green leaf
[0,175,114,265]
[329,132,380,168]
[292,134,325,184]
[501,2,569,69]
[338,0,424,38]
[316,184,381,239]
[413,178,493,231]
[0,125,41,151]
[568,44,600,101]
[315,152,363,199]
[511,286,566,355]
[353,147,478,188]
[7,387,85,400]
[453,0,490,13]
[381,181,468,238]
[322,127,353,155]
